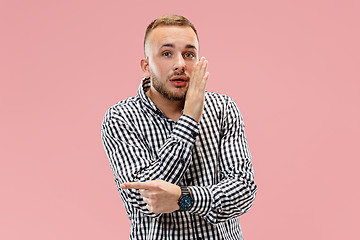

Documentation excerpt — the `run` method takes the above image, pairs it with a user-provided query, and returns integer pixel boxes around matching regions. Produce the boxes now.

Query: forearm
[188,173,257,224]
[134,114,198,182]
[102,114,198,217]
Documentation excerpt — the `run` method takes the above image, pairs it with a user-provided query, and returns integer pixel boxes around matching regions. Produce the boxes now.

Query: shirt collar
[138,78,164,116]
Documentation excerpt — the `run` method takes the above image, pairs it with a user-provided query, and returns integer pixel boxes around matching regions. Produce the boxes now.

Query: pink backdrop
[1,0,359,239]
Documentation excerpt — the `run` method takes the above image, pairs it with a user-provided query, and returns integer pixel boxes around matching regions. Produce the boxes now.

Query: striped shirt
[101,79,257,240]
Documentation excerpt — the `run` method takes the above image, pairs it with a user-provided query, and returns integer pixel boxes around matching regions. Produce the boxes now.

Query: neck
[146,88,184,121]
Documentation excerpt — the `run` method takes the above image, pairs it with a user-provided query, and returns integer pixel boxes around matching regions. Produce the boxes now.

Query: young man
[101,15,257,240]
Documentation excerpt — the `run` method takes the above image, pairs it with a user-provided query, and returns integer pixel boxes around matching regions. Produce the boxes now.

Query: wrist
[183,109,200,123]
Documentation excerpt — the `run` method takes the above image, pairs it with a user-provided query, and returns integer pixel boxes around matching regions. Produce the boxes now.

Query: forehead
[147,25,199,50]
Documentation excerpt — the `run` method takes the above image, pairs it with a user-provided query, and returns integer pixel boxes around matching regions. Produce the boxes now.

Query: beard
[150,72,189,101]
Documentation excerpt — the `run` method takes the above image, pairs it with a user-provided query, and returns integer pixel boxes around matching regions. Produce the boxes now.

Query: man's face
[144,26,199,101]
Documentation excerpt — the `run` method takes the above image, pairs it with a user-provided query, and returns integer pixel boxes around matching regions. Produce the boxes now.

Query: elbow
[204,182,257,225]
[239,188,257,216]
[241,181,257,214]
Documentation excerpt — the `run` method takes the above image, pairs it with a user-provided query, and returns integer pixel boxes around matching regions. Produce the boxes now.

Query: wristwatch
[177,186,194,211]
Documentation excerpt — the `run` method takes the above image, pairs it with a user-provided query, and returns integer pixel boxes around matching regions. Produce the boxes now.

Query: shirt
[101,79,257,240]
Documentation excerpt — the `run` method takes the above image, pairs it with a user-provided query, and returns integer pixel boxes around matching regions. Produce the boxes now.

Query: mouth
[169,76,189,82]
[171,79,185,82]
[169,75,189,87]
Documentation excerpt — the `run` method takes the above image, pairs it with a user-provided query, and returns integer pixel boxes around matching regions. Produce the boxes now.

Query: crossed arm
[102,58,209,217]
[101,58,256,223]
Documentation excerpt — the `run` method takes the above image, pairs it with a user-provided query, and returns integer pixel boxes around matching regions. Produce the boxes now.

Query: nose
[173,54,186,73]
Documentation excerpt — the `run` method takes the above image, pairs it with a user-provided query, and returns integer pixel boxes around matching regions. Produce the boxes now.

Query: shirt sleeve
[101,107,199,218]
[188,98,257,224]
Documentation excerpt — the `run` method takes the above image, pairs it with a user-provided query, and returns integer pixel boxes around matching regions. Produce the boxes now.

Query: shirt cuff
[188,185,212,216]
[172,114,199,144]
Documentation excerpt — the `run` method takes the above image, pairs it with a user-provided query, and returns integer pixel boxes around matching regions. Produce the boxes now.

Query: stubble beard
[150,73,188,101]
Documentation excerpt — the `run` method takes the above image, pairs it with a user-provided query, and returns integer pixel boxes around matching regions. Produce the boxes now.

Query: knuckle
[147,205,153,212]
[151,204,160,213]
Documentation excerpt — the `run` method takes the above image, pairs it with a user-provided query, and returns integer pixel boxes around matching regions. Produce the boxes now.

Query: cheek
[186,62,196,73]
[151,58,170,75]
[149,62,161,77]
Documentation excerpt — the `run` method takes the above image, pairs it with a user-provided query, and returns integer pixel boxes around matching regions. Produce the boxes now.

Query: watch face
[178,195,194,211]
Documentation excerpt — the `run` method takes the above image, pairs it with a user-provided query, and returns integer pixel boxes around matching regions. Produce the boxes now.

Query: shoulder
[204,91,237,108]
[102,96,141,124]
[204,91,243,121]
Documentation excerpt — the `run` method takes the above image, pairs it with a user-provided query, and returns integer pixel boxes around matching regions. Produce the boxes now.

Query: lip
[169,75,189,82]
[169,75,189,87]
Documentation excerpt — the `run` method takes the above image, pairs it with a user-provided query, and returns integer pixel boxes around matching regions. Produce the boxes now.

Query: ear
[140,58,151,78]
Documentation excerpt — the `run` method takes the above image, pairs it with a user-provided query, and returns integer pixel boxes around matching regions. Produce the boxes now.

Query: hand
[183,57,209,123]
[121,179,181,213]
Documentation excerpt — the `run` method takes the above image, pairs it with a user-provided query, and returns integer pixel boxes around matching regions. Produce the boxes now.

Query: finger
[191,61,204,86]
[146,203,153,212]
[197,57,206,72]
[194,57,204,73]
[200,60,208,77]
[195,58,207,79]
[121,182,148,190]
[142,197,154,212]
[202,72,209,85]
[139,189,150,198]
[191,62,201,80]
[142,196,150,204]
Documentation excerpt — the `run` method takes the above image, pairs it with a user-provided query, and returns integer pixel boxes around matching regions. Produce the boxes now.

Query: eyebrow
[160,43,197,50]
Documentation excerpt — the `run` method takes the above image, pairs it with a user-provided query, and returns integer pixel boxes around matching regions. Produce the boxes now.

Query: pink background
[1,0,359,239]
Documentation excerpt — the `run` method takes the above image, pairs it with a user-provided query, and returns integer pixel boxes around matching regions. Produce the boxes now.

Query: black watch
[177,186,194,211]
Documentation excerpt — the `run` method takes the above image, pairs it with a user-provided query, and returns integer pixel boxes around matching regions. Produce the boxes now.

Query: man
[101,15,256,240]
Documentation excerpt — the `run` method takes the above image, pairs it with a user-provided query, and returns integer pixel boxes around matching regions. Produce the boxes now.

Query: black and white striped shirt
[101,79,257,240]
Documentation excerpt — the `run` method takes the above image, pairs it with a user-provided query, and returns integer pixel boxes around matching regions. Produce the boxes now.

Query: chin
[170,91,187,101]
[167,94,185,101]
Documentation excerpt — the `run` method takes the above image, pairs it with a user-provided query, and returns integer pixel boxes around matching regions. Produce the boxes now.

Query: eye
[184,52,195,58]
[162,51,171,57]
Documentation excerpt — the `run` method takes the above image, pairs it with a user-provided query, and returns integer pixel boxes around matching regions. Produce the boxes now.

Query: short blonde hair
[144,15,199,53]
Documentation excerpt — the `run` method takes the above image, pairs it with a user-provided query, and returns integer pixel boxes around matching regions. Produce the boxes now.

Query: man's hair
[144,15,198,54]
